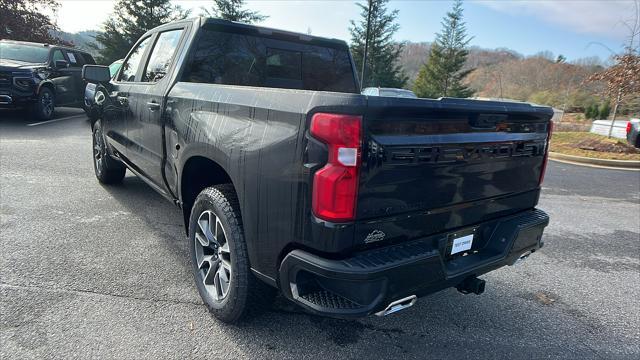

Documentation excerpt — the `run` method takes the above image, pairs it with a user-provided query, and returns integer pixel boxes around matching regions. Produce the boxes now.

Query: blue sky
[56,0,637,61]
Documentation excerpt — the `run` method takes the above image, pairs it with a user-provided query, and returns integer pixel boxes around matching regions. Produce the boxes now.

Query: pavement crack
[0,282,202,307]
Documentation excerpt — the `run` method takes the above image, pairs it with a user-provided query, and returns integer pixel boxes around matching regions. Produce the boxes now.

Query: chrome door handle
[147,101,161,111]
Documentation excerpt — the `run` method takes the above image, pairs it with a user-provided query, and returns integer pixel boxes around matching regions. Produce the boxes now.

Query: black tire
[189,185,275,323]
[92,119,126,184]
[31,87,55,120]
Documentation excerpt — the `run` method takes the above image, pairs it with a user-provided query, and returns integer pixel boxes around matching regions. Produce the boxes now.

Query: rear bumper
[279,209,549,318]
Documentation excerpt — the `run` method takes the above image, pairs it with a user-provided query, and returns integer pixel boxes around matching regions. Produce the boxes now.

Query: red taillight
[627,121,632,134]
[310,113,362,222]
[539,121,554,185]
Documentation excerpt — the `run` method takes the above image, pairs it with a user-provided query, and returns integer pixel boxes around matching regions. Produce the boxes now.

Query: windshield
[379,89,418,98]
[0,43,50,63]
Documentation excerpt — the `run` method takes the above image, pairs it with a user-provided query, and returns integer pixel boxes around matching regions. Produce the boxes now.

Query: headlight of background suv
[12,76,34,90]
[35,68,50,80]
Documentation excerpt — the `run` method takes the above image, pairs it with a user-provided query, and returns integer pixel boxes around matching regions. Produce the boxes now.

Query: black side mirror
[82,65,111,84]
[54,59,68,69]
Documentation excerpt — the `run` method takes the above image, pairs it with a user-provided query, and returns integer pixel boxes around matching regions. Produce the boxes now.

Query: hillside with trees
[395,44,637,115]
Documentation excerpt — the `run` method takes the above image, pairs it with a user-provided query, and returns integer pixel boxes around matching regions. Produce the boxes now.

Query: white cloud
[477,0,638,40]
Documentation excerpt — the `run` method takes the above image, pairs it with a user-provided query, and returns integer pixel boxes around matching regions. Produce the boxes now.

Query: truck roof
[0,39,90,54]
[147,17,350,49]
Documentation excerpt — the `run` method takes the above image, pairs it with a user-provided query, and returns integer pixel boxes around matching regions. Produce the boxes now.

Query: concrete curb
[549,152,640,170]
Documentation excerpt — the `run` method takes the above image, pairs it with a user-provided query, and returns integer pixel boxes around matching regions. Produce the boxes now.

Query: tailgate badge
[364,230,386,244]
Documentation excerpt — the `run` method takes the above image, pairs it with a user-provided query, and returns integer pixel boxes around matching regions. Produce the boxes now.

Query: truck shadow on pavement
[100,176,622,359]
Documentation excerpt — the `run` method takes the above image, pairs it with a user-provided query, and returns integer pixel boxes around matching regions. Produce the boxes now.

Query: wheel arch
[37,81,55,96]
[179,155,236,235]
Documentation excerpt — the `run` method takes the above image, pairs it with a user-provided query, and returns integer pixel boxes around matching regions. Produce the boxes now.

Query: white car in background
[362,87,418,98]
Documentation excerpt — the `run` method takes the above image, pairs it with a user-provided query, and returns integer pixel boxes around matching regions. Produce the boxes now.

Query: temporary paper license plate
[450,234,474,255]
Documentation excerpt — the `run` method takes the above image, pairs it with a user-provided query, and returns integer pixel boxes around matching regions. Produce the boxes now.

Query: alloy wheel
[41,91,53,117]
[93,127,104,175]
[194,210,232,301]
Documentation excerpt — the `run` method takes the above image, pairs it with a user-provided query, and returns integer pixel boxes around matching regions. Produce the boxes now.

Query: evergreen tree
[585,103,599,119]
[0,0,64,44]
[413,0,474,98]
[94,0,189,64]
[201,0,267,23]
[599,101,611,119]
[349,0,408,89]
[584,104,592,119]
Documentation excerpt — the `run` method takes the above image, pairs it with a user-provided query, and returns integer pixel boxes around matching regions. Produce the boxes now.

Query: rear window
[182,28,357,93]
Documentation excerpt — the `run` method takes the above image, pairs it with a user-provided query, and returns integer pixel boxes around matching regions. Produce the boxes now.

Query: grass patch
[550,132,640,160]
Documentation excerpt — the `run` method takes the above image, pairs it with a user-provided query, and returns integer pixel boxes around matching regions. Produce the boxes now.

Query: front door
[49,49,75,105]
[102,35,153,160]
[126,28,185,191]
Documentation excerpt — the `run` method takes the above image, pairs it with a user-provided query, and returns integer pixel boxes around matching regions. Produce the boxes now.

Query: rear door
[126,27,186,190]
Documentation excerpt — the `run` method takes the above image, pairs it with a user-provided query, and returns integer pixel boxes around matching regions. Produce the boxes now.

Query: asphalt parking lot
[1,108,639,359]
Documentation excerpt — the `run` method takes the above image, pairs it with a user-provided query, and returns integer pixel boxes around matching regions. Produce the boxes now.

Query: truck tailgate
[356,97,552,241]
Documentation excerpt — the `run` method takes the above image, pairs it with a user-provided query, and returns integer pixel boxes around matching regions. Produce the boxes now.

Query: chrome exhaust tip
[375,295,417,317]
[512,250,533,266]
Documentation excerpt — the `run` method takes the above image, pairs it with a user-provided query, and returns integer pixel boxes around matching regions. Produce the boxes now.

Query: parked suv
[83,18,552,323]
[0,40,96,119]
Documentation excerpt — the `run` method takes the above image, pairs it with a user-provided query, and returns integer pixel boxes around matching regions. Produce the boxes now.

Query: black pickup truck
[0,40,96,119]
[83,17,552,323]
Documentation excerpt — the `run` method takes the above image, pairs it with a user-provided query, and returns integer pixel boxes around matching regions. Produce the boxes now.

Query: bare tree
[587,0,640,137]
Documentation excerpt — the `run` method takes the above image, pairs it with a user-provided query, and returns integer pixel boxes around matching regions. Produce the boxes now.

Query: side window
[51,49,65,63]
[67,51,80,67]
[118,36,152,82]
[183,31,265,86]
[302,46,356,93]
[182,28,357,93]
[143,29,183,83]
[83,53,96,65]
